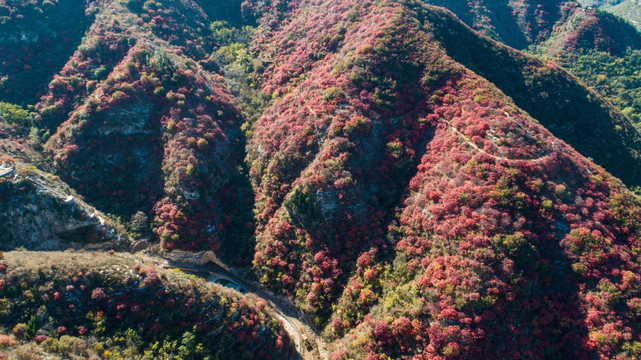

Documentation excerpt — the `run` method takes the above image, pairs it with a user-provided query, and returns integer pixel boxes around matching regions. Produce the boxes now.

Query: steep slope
[530,9,641,134]
[0,104,41,165]
[423,0,641,54]
[0,111,126,251]
[424,7,641,189]
[533,4,641,56]
[243,0,641,358]
[423,1,641,167]
[247,0,443,323]
[0,163,124,251]
[425,0,564,49]
[35,0,254,257]
[0,0,100,105]
[3,0,641,357]
[0,251,293,359]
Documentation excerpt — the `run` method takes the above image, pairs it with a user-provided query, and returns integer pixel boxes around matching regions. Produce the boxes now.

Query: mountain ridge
[1,0,641,359]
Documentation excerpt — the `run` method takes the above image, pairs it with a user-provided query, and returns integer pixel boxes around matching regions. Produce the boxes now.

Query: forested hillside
[1,0,641,359]
[426,0,641,159]
[580,0,641,29]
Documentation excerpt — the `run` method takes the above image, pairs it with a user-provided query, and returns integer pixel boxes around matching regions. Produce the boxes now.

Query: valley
[158,250,330,359]
[2,0,641,359]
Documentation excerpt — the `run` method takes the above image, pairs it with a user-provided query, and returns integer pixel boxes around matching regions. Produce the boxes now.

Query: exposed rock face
[96,101,154,136]
[163,249,227,269]
[2,0,641,358]
[0,168,122,251]
[35,0,251,252]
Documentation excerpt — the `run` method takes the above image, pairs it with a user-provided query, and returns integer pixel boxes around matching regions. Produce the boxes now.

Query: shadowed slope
[425,6,641,188]
[245,1,641,358]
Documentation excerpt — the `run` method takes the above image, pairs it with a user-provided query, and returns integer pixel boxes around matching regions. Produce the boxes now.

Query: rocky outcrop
[0,166,123,250]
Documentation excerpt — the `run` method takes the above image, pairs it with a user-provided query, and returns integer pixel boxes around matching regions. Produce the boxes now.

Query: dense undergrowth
[425,1,641,188]
[0,0,101,105]
[579,0,641,31]
[245,0,641,358]
[0,251,293,359]
[2,0,641,359]
[9,0,259,261]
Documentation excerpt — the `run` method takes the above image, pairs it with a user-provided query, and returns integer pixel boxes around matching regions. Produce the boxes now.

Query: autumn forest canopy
[2,0,641,359]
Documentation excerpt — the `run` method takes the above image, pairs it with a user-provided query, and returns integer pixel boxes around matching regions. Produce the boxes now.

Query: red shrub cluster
[6,0,641,357]
[0,0,102,104]
[40,0,247,252]
[250,0,439,323]
[336,25,641,360]
[0,252,293,358]
[245,0,641,358]
[36,33,133,131]
[562,9,641,55]
[127,0,216,58]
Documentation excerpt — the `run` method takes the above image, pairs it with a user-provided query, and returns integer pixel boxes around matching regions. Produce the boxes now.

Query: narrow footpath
[156,252,331,360]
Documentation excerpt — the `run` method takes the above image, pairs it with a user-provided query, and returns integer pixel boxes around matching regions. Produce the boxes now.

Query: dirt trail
[156,252,330,360]
[447,123,552,164]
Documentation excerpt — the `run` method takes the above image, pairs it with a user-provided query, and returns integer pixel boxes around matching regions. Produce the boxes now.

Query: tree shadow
[217,133,258,267]
[0,0,96,106]
[192,0,246,26]
[425,0,530,49]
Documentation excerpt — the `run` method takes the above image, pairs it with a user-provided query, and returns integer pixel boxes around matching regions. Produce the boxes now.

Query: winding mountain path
[156,251,330,360]
[447,122,554,164]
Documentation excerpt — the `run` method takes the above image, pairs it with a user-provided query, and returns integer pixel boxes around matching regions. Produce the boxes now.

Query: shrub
[0,335,14,348]
[0,252,293,359]
[13,344,42,360]
[0,102,32,127]
[111,90,127,102]
[12,324,26,339]
[323,87,344,102]
[58,335,87,356]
